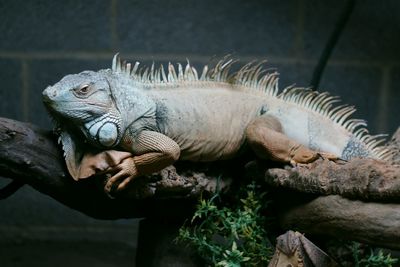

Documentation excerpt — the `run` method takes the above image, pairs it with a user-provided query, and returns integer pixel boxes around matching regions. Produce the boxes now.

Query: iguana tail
[272,87,395,161]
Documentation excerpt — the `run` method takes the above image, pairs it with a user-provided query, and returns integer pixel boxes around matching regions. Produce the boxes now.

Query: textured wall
[0,0,399,265]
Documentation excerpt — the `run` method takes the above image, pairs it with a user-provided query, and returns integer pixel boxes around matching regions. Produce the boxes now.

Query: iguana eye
[73,84,91,97]
[80,84,89,93]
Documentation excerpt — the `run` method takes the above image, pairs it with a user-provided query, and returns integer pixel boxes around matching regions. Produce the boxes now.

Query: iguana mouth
[86,102,109,108]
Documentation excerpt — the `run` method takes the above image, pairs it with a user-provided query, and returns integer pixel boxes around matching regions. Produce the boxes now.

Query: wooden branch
[0,117,231,220]
[277,195,400,250]
[262,158,400,201]
[244,128,400,201]
[257,128,400,250]
[1,117,400,249]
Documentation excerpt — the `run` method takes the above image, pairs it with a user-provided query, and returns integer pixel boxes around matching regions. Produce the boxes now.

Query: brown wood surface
[0,117,399,249]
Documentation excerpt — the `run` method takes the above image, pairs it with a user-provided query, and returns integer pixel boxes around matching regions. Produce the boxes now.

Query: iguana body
[42,55,394,194]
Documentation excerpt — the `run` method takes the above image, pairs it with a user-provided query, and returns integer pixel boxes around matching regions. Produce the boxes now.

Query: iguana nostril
[42,86,57,101]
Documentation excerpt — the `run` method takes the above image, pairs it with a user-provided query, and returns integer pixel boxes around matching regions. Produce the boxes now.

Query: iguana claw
[104,157,138,197]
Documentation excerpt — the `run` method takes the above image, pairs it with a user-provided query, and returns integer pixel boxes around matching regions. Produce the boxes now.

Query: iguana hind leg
[245,115,336,164]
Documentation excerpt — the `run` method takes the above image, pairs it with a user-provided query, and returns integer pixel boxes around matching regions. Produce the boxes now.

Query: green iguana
[42,54,395,195]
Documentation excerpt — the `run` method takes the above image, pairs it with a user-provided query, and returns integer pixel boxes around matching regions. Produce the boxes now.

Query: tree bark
[0,117,232,219]
[277,194,400,250]
[262,157,400,201]
[243,128,400,201]
[0,117,399,249]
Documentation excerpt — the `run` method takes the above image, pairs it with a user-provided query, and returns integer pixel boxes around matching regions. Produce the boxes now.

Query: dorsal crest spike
[132,62,140,76]
[126,63,131,75]
[177,63,184,80]
[112,53,119,71]
[150,62,155,81]
[160,64,167,82]
[111,53,134,76]
[200,65,209,80]
[116,55,121,72]
[167,62,178,82]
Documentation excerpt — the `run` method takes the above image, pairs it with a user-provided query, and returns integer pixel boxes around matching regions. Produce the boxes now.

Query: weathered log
[0,117,231,219]
[263,158,400,202]
[245,128,400,201]
[278,195,400,250]
[0,117,400,249]
[268,129,400,250]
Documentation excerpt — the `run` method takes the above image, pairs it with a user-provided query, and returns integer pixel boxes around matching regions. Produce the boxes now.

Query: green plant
[176,183,273,266]
[351,242,398,267]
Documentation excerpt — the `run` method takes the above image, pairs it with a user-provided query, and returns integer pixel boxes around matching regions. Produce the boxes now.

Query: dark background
[0,0,399,266]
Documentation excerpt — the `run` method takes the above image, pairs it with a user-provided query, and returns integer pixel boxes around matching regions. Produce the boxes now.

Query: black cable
[309,0,356,90]
[0,180,25,200]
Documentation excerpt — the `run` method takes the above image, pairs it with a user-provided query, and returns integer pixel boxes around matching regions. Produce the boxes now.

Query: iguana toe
[318,152,341,162]
[104,157,138,197]
[290,145,320,164]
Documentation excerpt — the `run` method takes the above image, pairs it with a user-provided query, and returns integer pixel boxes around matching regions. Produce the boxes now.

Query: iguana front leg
[104,130,180,195]
[246,115,337,164]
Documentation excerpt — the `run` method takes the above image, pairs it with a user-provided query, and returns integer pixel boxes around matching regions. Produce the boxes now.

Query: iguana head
[43,69,124,148]
[42,54,157,180]
[43,68,128,180]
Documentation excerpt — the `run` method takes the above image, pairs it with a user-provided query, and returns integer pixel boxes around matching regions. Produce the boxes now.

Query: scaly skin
[42,55,393,195]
